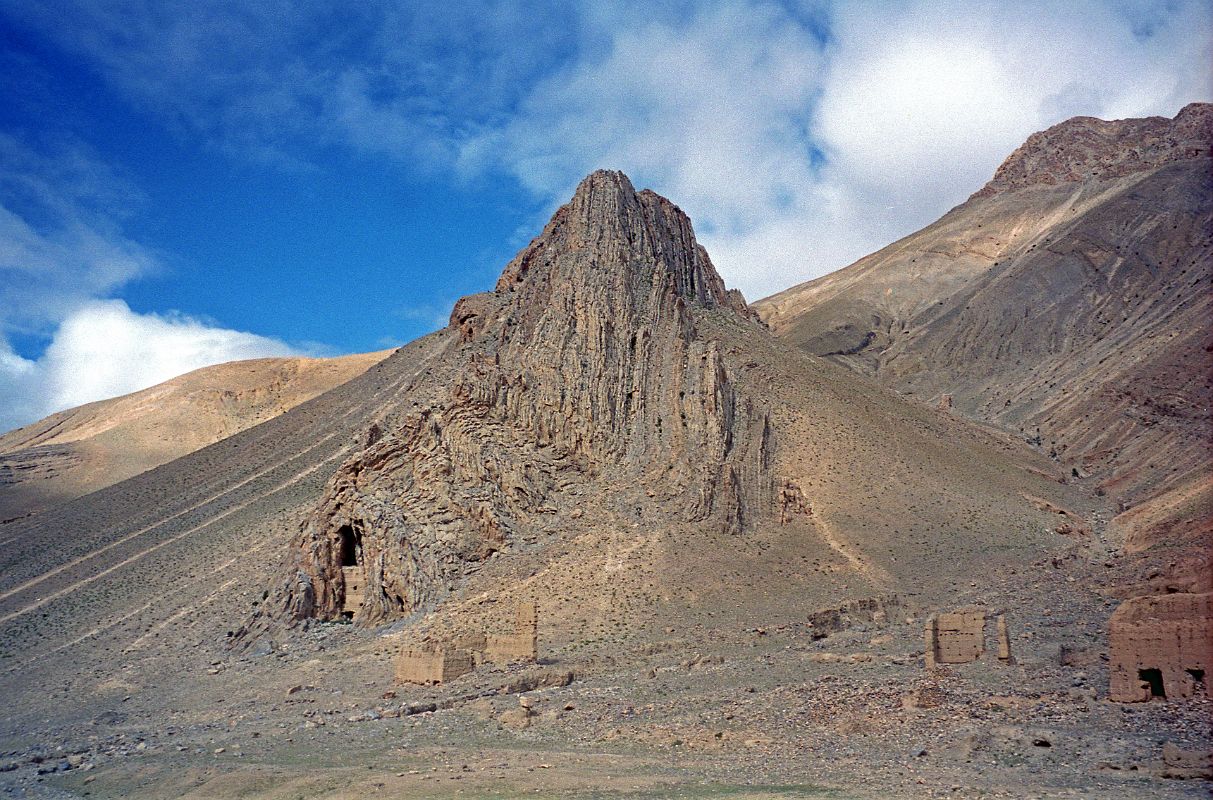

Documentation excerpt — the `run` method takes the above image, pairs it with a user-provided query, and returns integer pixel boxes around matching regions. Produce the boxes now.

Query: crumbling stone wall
[804,595,902,638]
[996,614,1012,662]
[926,610,985,666]
[1109,592,1213,702]
[395,603,539,684]
[487,602,538,665]
[925,609,1013,668]
[395,646,475,685]
[453,631,487,660]
[341,566,364,616]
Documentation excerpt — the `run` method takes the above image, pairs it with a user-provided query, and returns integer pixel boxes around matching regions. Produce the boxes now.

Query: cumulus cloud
[7,1,1208,300]
[1,1,1209,427]
[808,0,1213,276]
[0,300,298,432]
[0,134,155,331]
[464,0,1213,298]
[0,136,302,433]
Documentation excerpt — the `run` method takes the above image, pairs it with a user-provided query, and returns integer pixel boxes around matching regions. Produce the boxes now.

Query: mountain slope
[2,171,1175,799]
[1,171,1074,710]
[756,103,1213,554]
[0,350,391,521]
[263,171,1078,639]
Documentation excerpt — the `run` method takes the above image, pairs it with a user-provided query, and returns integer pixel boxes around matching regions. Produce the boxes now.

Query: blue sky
[0,0,1209,431]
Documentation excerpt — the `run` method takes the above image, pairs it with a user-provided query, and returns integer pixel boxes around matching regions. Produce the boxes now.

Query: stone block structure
[925,609,1013,668]
[395,645,475,685]
[926,609,985,666]
[394,602,540,685]
[804,595,902,639]
[341,566,365,617]
[996,614,1012,662]
[1109,592,1212,702]
[453,631,488,659]
[487,602,538,665]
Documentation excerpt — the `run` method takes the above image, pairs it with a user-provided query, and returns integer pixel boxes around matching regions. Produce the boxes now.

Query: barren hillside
[757,103,1213,558]
[0,171,1206,799]
[0,350,391,521]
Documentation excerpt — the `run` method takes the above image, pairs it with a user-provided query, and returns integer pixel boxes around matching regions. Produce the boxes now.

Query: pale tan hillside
[0,350,392,520]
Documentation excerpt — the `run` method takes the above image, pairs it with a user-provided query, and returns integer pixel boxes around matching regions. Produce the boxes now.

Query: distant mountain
[0,351,391,520]
[757,103,1213,554]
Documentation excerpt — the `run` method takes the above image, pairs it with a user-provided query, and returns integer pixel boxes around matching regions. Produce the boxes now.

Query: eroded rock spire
[282,171,773,624]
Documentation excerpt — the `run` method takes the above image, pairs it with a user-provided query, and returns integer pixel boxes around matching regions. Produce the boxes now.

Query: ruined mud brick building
[924,608,1012,668]
[395,603,539,685]
[1109,592,1212,702]
[486,602,538,665]
[803,595,903,638]
[394,645,475,685]
[341,566,364,617]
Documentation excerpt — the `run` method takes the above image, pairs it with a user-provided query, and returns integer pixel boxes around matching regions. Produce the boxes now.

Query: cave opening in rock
[1187,668,1205,694]
[1139,667,1166,699]
[337,524,361,567]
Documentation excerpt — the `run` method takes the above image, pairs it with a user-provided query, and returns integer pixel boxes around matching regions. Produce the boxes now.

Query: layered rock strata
[286,171,774,624]
[757,104,1213,550]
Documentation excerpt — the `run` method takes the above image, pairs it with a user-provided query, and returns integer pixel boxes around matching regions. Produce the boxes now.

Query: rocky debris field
[2,540,1209,799]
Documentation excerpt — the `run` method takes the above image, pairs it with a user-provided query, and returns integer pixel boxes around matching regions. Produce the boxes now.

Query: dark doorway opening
[1139,668,1166,699]
[337,524,361,567]
[1187,668,1205,694]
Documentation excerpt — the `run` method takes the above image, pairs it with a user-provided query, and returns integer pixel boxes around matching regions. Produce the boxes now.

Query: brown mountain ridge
[756,103,1213,560]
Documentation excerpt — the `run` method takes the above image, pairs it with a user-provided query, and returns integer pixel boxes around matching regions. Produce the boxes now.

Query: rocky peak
[973,102,1212,198]
[282,171,773,625]
[496,169,741,319]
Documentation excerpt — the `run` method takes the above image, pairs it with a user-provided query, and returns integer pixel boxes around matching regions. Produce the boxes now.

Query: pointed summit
[496,170,744,316]
[284,170,772,623]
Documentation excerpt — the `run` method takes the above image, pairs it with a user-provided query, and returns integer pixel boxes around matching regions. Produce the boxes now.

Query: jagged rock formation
[974,103,1213,197]
[1,161,1105,797]
[287,172,774,624]
[0,351,391,520]
[756,103,1213,555]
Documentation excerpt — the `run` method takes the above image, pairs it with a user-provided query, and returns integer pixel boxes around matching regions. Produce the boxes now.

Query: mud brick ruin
[394,645,475,685]
[340,566,364,617]
[395,602,539,685]
[1108,592,1212,702]
[924,608,1012,668]
[486,602,539,665]
[804,595,903,639]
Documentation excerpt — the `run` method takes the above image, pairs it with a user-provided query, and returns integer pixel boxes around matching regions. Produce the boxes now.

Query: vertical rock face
[286,171,773,623]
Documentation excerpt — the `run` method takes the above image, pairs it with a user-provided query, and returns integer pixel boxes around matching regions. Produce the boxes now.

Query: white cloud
[8,1,1208,301]
[457,2,826,299]
[458,0,1213,299]
[0,300,298,433]
[0,133,155,331]
[806,0,1213,280]
[0,133,301,433]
